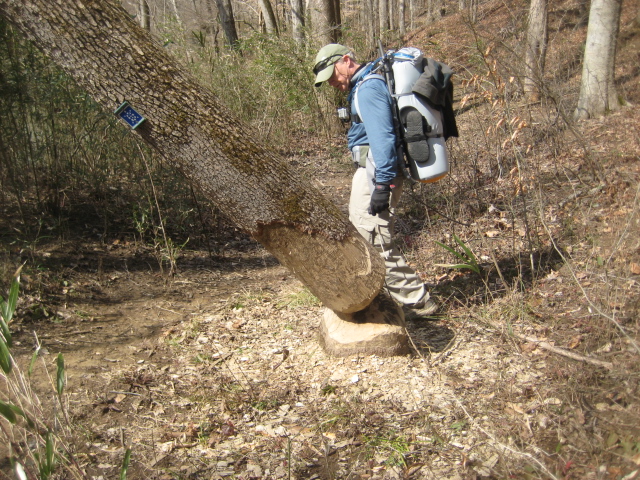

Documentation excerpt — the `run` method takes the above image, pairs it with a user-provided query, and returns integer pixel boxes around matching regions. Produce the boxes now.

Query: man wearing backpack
[313,43,438,318]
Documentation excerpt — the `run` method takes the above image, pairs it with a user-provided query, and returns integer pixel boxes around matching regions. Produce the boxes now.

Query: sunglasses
[313,54,344,75]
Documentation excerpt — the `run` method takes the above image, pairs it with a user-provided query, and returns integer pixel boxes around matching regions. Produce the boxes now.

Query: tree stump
[319,292,409,357]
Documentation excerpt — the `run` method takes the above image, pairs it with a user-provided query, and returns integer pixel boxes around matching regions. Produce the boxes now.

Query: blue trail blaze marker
[114,101,146,129]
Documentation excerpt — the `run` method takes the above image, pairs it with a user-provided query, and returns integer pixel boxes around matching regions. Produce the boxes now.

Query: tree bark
[139,0,151,31]
[215,0,239,47]
[258,0,279,35]
[365,0,377,50]
[332,0,341,41]
[290,0,305,44]
[524,0,547,101]
[398,0,406,36]
[310,0,339,45]
[574,0,622,119]
[379,0,388,35]
[0,0,386,314]
[167,0,182,25]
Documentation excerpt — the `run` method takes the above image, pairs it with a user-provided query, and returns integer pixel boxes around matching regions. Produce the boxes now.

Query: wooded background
[0,0,629,275]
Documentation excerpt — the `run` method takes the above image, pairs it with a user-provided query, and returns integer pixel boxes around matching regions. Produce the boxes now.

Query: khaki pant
[348,160,429,307]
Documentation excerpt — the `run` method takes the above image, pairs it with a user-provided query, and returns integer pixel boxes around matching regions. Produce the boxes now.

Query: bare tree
[379,0,388,33]
[167,0,182,23]
[290,0,305,44]
[524,0,547,101]
[398,0,406,35]
[258,0,279,35]
[459,0,477,20]
[574,0,622,119]
[332,0,341,40]
[310,0,340,44]
[365,0,378,48]
[215,0,239,46]
[409,0,414,31]
[139,0,151,30]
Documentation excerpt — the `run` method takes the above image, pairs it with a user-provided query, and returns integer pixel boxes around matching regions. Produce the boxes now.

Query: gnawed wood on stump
[319,292,409,357]
[0,0,385,314]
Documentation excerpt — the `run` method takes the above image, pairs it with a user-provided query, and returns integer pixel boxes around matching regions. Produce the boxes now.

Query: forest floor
[2,101,640,480]
[2,1,640,479]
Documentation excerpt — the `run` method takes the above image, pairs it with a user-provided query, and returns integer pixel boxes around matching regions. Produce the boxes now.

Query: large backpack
[353,47,458,183]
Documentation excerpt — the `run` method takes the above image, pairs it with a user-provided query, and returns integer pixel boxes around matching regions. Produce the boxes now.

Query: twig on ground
[512,333,613,370]
[538,181,640,355]
[454,398,560,480]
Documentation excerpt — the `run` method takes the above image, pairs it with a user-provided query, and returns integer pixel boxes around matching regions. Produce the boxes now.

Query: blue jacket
[347,64,398,184]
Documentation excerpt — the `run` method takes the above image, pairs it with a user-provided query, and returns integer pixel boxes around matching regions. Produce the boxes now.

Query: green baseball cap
[313,44,351,87]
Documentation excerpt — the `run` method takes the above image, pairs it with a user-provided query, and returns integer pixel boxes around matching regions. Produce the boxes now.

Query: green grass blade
[0,400,34,428]
[434,241,468,263]
[28,346,41,377]
[5,276,20,324]
[0,316,11,348]
[0,400,18,424]
[56,354,65,396]
[120,448,132,480]
[453,234,480,271]
[45,431,55,473]
[0,337,12,374]
[1,275,20,347]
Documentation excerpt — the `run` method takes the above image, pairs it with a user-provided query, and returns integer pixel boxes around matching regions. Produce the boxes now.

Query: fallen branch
[513,333,613,370]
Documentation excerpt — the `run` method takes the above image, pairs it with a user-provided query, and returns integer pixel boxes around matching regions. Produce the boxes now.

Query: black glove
[369,182,394,216]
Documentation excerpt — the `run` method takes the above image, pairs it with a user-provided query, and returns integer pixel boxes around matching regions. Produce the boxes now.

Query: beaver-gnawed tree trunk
[0,0,386,315]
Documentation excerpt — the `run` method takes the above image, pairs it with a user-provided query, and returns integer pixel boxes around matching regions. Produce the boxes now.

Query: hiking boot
[403,298,439,320]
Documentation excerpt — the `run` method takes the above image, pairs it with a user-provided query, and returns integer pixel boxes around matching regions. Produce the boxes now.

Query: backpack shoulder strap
[352,73,386,123]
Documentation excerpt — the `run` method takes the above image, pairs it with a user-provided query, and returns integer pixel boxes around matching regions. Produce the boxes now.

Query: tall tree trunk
[366,0,378,48]
[204,0,222,51]
[258,0,279,35]
[398,0,405,35]
[139,0,151,31]
[409,0,414,31]
[332,0,341,41]
[290,0,305,44]
[168,0,182,23]
[215,0,239,47]
[469,0,477,23]
[574,0,622,119]
[0,0,386,314]
[379,0,388,34]
[524,0,548,101]
[310,0,339,44]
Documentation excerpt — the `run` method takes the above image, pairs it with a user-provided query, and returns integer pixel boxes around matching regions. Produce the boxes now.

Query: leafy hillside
[1,0,639,478]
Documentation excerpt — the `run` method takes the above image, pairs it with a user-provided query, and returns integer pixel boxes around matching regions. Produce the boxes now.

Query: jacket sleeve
[356,78,399,184]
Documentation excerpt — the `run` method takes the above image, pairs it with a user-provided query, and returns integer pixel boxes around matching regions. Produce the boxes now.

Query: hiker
[313,43,437,318]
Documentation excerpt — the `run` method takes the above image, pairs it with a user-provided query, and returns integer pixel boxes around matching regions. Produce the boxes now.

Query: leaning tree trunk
[0,0,386,316]
[574,0,622,119]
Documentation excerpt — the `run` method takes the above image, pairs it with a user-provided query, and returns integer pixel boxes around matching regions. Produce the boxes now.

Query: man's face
[328,58,351,92]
